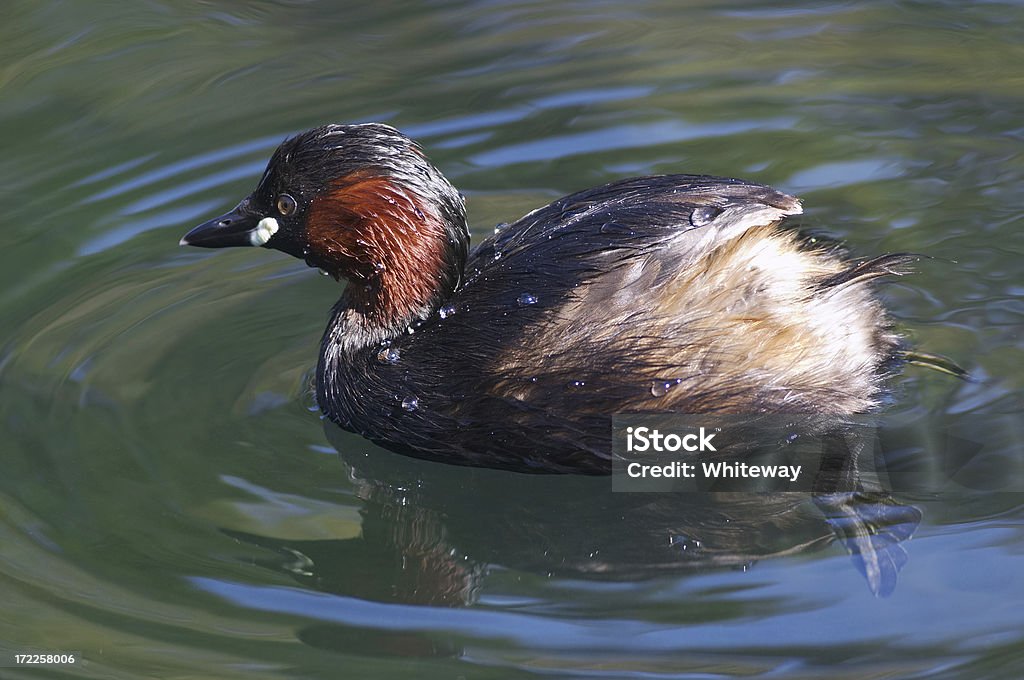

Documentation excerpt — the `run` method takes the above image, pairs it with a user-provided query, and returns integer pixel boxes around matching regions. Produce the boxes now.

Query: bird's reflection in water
[224,422,922,658]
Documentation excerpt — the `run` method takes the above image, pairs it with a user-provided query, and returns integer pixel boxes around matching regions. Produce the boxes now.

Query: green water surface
[2,1,1023,678]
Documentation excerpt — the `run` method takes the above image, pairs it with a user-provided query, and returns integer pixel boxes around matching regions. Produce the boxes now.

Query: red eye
[277,194,297,216]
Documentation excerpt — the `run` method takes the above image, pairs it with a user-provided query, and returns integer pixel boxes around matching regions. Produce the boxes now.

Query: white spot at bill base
[250,217,280,246]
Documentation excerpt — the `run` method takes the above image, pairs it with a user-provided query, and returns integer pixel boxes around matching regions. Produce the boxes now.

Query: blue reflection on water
[470,118,797,166]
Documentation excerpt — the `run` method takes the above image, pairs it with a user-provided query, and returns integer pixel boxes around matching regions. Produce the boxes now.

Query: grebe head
[182,123,469,344]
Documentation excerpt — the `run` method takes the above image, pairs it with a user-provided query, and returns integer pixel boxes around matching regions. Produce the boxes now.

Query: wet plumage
[183,123,915,473]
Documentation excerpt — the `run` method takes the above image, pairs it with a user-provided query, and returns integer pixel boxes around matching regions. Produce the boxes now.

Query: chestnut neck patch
[306,172,462,346]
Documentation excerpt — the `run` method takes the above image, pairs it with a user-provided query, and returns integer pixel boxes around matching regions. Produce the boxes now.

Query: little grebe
[182,123,915,473]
